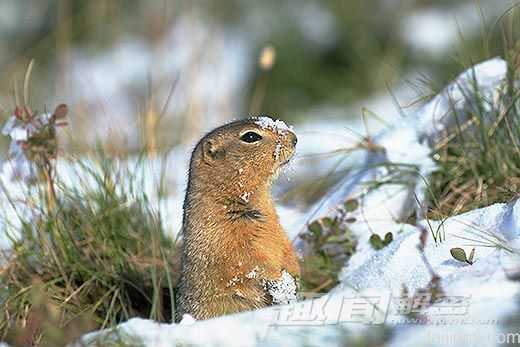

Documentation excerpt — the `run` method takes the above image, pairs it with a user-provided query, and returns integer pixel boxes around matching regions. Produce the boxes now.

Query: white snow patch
[179,314,196,325]
[254,116,294,135]
[266,270,298,305]
[415,57,507,142]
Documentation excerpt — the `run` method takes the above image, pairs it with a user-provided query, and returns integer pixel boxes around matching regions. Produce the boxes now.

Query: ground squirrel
[176,116,300,321]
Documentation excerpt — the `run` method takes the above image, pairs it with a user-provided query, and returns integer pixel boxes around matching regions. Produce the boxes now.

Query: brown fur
[176,118,300,320]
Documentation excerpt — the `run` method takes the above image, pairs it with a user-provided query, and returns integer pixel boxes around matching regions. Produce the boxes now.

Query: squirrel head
[189,116,297,196]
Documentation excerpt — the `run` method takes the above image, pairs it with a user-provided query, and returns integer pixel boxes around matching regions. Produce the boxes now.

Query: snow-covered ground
[78,196,520,346]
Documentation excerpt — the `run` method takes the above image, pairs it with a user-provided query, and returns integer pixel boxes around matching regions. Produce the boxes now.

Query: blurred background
[0,0,517,158]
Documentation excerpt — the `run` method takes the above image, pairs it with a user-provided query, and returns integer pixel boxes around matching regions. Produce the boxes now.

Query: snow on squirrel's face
[192,116,297,187]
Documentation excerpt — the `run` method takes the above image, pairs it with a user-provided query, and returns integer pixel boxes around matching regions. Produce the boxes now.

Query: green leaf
[383,232,393,245]
[322,217,334,228]
[450,247,468,263]
[344,199,359,212]
[326,235,342,243]
[369,234,384,250]
[468,247,475,264]
[345,217,357,224]
[308,221,322,236]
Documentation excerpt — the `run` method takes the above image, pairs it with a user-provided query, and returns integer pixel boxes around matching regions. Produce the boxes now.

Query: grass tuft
[0,153,179,345]
[428,52,520,218]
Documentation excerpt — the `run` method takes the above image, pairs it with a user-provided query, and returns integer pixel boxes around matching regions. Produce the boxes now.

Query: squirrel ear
[202,140,225,161]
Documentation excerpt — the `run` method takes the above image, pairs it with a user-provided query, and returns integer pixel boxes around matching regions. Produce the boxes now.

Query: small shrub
[299,200,358,293]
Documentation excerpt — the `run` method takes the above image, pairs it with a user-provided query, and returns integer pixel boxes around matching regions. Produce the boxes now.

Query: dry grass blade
[23,59,35,110]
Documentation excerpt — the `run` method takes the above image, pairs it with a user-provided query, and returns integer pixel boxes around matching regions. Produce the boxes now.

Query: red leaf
[53,104,68,119]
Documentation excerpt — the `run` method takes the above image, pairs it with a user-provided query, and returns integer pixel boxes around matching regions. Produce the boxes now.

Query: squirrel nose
[290,133,298,147]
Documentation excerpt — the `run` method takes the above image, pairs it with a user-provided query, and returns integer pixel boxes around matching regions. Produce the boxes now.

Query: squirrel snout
[289,132,297,147]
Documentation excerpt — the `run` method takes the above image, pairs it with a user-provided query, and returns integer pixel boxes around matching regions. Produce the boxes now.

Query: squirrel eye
[240,131,263,143]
